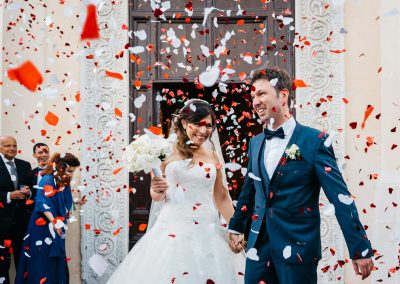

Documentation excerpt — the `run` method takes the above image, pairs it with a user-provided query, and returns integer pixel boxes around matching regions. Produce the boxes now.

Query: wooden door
[129,0,295,248]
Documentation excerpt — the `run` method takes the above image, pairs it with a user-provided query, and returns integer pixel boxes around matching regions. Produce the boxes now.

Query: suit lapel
[0,157,15,189]
[253,135,269,199]
[269,123,302,195]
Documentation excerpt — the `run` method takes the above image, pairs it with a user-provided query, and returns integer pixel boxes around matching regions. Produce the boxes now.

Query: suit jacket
[31,166,43,200]
[229,122,373,264]
[0,157,33,236]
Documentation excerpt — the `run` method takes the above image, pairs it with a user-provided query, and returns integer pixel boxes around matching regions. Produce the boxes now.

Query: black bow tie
[264,127,285,140]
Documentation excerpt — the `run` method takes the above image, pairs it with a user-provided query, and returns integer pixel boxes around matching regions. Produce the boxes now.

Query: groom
[228,67,374,283]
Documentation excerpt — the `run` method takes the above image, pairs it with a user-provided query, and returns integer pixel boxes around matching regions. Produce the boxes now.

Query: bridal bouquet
[124,129,176,176]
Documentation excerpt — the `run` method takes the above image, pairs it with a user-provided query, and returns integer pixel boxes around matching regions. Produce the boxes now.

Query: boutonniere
[285,144,301,160]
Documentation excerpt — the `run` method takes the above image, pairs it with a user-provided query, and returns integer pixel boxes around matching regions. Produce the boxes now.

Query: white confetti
[134,94,146,108]
[224,163,242,171]
[133,30,147,40]
[338,194,353,205]
[128,46,145,54]
[362,248,369,257]
[270,78,278,87]
[200,45,210,57]
[324,131,336,148]
[246,248,259,261]
[248,172,261,181]
[44,237,53,245]
[54,219,65,229]
[283,245,292,259]
[0,277,5,284]
[24,252,31,258]
[189,103,196,112]
[199,60,220,87]
[35,240,43,246]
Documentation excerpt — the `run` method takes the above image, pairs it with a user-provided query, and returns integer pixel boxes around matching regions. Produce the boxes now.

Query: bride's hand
[150,177,168,201]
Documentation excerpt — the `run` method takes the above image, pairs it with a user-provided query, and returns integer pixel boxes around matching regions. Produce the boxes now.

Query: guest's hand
[352,258,374,280]
[10,190,28,200]
[150,177,168,201]
[55,227,63,237]
[228,233,245,254]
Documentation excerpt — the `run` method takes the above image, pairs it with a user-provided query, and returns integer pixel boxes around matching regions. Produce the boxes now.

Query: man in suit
[31,142,50,187]
[228,67,374,283]
[0,136,33,284]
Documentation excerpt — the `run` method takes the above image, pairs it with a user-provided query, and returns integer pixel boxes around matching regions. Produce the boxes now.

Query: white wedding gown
[107,159,245,284]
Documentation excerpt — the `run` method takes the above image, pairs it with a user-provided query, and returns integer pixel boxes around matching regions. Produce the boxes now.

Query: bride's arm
[213,166,235,223]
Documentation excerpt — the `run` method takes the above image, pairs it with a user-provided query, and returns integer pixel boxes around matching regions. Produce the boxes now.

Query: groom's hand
[228,233,245,254]
[352,258,374,280]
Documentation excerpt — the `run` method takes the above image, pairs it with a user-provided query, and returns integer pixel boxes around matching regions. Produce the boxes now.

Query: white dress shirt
[0,153,16,203]
[264,116,296,178]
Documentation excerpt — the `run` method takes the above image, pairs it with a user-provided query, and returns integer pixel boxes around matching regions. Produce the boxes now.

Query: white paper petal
[134,94,146,108]
[270,78,278,87]
[44,237,53,245]
[35,240,43,246]
[283,245,292,259]
[248,172,261,181]
[128,46,145,54]
[224,163,242,171]
[338,194,353,205]
[246,248,259,261]
[199,61,220,87]
[133,29,147,40]
[362,248,369,257]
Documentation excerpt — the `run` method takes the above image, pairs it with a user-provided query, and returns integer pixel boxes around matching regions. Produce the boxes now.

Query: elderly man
[0,136,33,284]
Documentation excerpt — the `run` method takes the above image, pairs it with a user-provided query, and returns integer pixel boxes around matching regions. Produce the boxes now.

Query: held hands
[150,176,168,201]
[228,233,246,254]
[352,258,374,280]
[10,186,30,200]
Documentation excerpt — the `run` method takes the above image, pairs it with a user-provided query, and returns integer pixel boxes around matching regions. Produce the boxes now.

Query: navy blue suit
[229,122,372,283]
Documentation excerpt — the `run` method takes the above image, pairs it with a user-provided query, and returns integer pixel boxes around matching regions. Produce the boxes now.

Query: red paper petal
[105,70,124,80]
[81,4,100,40]
[7,61,43,91]
[45,111,59,126]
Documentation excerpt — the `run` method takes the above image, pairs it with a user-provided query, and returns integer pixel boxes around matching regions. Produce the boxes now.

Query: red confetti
[349,122,357,129]
[113,167,123,175]
[148,126,162,135]
[35,217,46,226]
[45,111,59,126]
[105,71,124,80]
[115,107,122,118]
[81,4,100,40]
[361,105,374,129]
[113,227,123,236]
[139,224,147,232]
[7,61,43,92]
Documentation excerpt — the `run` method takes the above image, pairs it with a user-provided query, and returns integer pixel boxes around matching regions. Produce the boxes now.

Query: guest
[32,143,50,188]
[15,153,85,284]
[0,136,33,284]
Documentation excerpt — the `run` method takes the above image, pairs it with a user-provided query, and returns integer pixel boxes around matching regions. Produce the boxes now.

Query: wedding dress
[107,159,245,283]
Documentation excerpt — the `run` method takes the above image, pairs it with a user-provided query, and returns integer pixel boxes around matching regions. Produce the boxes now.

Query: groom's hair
[249,66,293,106]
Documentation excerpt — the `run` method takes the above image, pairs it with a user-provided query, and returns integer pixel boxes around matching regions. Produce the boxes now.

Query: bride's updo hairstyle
[172,99,216,159]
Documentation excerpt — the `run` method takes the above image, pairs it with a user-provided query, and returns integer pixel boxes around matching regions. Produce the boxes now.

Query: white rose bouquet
[124,129,176,176]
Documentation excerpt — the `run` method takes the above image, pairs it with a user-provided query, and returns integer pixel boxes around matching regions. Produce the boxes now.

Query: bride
[107,99,245,283]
